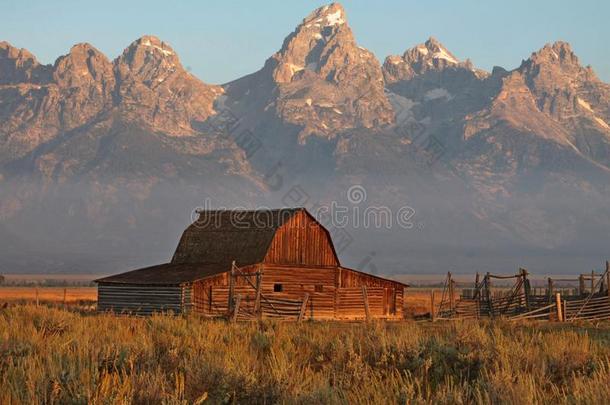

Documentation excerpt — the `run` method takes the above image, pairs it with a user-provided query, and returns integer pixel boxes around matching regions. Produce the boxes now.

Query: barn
[96,208,407,320]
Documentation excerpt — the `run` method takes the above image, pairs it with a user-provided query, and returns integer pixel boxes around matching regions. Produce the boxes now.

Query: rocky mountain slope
[0,3,608,274]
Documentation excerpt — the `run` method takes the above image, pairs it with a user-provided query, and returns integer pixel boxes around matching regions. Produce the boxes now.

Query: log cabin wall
[338,268,404,318]
[264,210,338,267]
[192,273,227,316]
[261,265,337,319]
[190,265,404,319]
[98,283,189,316]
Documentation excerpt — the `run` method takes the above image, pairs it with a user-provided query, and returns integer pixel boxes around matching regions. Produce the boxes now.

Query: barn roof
[171,208,302,267]
[95,262,228,285]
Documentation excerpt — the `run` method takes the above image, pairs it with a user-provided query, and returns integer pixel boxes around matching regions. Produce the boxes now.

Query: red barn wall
[191,265,404,319]
[263,210,338,267]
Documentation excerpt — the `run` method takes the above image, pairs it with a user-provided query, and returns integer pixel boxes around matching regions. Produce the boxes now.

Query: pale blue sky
[3,0,609,84]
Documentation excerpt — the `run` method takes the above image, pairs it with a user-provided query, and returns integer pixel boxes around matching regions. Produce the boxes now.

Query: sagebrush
[1,306,610,404]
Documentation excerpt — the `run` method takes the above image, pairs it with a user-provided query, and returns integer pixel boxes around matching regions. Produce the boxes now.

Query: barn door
[383,288,396,316]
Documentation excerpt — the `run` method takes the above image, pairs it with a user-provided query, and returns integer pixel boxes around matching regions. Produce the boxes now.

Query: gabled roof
[171,208,302,267]
[95,262,228,285]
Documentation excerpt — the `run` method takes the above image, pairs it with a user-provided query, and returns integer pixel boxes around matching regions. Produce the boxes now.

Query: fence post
[231,294,241,323]
[448,272,455,314]
[521,268,531,311]
[254,269,262,319]
[485,273,493,318]
[362,286,371,321]
[298,293,309,322]
[555,293,563,322]
[228,261,236,315]
[474,273,480,318]
[547,278,553,304]
[579,275,585,296]
[592,270,595,294]
[606,261,610,298]
[430,290,435,322]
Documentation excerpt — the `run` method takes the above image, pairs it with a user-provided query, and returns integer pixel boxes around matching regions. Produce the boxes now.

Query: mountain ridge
[0,2,609,274]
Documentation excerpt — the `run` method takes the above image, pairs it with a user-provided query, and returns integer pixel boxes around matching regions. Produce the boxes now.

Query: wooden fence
[434,261,610,323]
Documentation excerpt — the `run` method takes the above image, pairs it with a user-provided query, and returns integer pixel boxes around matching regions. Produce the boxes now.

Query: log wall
[190,265,404,320]
[97,283,190,316]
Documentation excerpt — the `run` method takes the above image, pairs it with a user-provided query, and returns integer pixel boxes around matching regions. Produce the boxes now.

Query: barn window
[274,283,283,292]
[315,284,324,292]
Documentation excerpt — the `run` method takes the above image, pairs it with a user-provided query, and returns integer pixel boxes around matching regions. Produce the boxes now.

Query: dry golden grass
[0,287,96,303]
[2,305,610,404]
[404,289,435,317]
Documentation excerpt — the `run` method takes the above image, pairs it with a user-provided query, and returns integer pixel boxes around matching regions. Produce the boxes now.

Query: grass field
[1,305,610,404]
[0,287,97,303]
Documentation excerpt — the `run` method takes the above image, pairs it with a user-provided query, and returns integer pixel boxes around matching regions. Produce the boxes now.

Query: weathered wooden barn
[96,208,407,319]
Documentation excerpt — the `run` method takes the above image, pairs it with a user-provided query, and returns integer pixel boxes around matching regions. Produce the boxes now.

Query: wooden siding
[190,265,404,320]
[97,284,190,316]
[260,265,336,319]
[339,267,401,288]
[264,210,338,267]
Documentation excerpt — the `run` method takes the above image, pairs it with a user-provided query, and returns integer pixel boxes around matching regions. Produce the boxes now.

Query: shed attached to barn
[96,208,408,319]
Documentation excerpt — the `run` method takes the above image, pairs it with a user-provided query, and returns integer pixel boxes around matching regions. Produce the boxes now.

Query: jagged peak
[68,42,103,54]
[0,41,39,63]
[0,41,52,84]
[405,37,459,65]
[52,42,113,85]
[117,35,180,67]
[529,41,579,65]
[56,43,110,65]
[130,35,176,55]
[270,3,367,84]
[302,3,346,28]
[280,2,352,54]
[518,40,600,84]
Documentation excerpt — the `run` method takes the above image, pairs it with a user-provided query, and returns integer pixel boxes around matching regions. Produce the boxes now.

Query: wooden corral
[434,262,610,322]
[96,208,407,319]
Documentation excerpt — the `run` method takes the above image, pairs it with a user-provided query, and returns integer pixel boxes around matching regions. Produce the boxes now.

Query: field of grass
[0,287,97,304]
[2,305,610,404]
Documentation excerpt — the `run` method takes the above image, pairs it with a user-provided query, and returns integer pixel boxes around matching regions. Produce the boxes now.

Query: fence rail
[433,261,610,323]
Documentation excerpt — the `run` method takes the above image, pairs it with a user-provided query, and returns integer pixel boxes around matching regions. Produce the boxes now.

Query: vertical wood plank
[606,261,610,298]
[298,293,309,322]
[255,268,262,319]
[362,286,371,321]
[231,294,241,322]
[555,293,563,322]
[228,261,235,316]
[430,290,435,322]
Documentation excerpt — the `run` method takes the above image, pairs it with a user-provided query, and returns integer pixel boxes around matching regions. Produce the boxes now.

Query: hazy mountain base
[2,306,610,404]
[1,164,608,275]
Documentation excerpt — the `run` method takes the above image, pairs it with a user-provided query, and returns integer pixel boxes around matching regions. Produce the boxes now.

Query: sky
[3,0,609,84]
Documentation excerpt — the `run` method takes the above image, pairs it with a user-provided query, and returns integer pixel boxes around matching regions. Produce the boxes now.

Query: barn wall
[192,273,227,316]
[190,265,404,320]
[97,283,189,315]
[338,268,404,319]
[264,210,338,267]
[262,265,337,319]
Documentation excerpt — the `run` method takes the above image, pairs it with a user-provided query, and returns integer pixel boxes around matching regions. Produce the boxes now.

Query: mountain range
[1,3,609,275]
